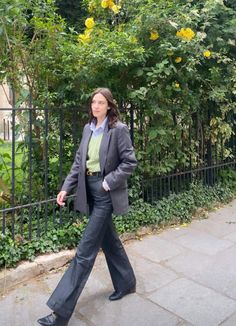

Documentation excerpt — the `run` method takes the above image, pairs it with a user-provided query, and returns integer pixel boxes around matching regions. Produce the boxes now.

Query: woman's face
[91,93,110,122]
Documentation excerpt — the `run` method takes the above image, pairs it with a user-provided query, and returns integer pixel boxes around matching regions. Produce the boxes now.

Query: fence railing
[1,160,235,240]
[142,160,236,204]
[1,195,77,240]
[0,104,236,240]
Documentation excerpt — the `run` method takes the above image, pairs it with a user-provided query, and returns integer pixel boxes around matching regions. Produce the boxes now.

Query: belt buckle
[86,170,93,176]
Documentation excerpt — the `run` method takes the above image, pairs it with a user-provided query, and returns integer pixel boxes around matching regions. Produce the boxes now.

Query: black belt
[86,170,102,177]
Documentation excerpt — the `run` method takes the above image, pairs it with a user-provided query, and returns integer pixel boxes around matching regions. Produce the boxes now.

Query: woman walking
[38,88,137,326]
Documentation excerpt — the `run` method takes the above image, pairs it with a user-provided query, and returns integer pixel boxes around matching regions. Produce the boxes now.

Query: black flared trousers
[47,175,136,320]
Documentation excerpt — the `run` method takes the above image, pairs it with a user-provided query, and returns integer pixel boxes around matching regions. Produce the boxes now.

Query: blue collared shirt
[90,117,108,137]
[88,116,110,190]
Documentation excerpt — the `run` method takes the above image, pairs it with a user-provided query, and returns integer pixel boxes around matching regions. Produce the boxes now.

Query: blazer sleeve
[60,126,86,193]
[61,147,81,194]
[104,124,137,190]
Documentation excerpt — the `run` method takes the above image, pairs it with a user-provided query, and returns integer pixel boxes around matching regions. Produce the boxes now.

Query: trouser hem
[46,299,72,320]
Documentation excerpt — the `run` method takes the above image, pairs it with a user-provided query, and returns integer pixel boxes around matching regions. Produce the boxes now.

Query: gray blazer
[61,120,137,215]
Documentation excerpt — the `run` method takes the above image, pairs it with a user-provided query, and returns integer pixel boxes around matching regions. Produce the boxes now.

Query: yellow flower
[111,4,120,14]
[176,27,195,41]
[78,29,92,42]
[101,0,109,8]
[203,50,211,58]
[108,0,115,8]
[175,57,182,63]
[78,33,91,42]
[175,83,180,88]
[84,28,93,35]
[85,17,95,29]
[150,31,159,41]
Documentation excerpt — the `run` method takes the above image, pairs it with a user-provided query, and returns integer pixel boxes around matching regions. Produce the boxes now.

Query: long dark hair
[88,87,119,128]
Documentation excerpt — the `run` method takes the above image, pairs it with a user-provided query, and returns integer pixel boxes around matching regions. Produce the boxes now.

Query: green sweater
[86,133,103,172]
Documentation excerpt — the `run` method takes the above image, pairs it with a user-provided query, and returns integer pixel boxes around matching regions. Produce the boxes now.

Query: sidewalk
[1,199,236,326]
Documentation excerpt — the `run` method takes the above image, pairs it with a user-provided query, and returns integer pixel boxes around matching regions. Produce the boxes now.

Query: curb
[0,249,75,296]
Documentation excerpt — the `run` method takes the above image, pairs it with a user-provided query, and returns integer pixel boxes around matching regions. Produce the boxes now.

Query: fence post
[3,118,6,140]
[206,107,213,185]
[11,87,16,238]
[130,105,134,145]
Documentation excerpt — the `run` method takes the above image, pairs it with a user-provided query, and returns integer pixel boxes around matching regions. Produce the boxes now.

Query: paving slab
[128,236,184,263]
[220,311,236,326]
[165,245,236,300]
[170,228,234,255]
[190,217,236,238]
[209,201,236,223]
[147,278,236,326]
[157,226,190,241]
[78,293,185,326]
[223,231,236,243]
[1,198,236,326]
[131,256,179,294]
[164,249,214,280]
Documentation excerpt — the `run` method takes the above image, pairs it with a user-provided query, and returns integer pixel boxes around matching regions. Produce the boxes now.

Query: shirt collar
[90,116,108,132]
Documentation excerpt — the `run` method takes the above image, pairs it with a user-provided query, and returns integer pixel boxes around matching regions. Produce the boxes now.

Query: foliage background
[0,0,235,202]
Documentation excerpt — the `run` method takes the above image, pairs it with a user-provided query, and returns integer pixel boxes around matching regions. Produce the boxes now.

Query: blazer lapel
[99,123,111,175]
[81,125,92,172]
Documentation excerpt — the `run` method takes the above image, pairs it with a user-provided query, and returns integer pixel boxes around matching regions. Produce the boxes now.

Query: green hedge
[1,172,236,269]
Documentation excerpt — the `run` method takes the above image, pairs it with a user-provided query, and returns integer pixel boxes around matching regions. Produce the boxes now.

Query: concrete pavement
[1,199,236,326]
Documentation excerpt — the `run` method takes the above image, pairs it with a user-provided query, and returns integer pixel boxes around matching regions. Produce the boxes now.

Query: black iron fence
[0,106,86,239]
[142,161,236,204]
[0,104,236,240]
[0,117,11,140]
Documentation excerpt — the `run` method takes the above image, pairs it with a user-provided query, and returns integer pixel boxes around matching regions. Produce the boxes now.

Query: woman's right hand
[57,191,67,206]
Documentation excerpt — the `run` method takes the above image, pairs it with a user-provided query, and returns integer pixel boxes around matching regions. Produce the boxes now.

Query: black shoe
[109,285,136,301]
[37,312,68,326]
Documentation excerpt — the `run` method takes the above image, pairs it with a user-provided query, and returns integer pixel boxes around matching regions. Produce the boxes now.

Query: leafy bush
[0,220,86,268]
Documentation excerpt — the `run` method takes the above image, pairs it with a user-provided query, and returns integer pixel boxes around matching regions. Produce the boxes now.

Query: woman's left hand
[102,180,110,191]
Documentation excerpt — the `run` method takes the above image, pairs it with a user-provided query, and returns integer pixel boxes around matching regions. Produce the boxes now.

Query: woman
[38,87,137,326]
